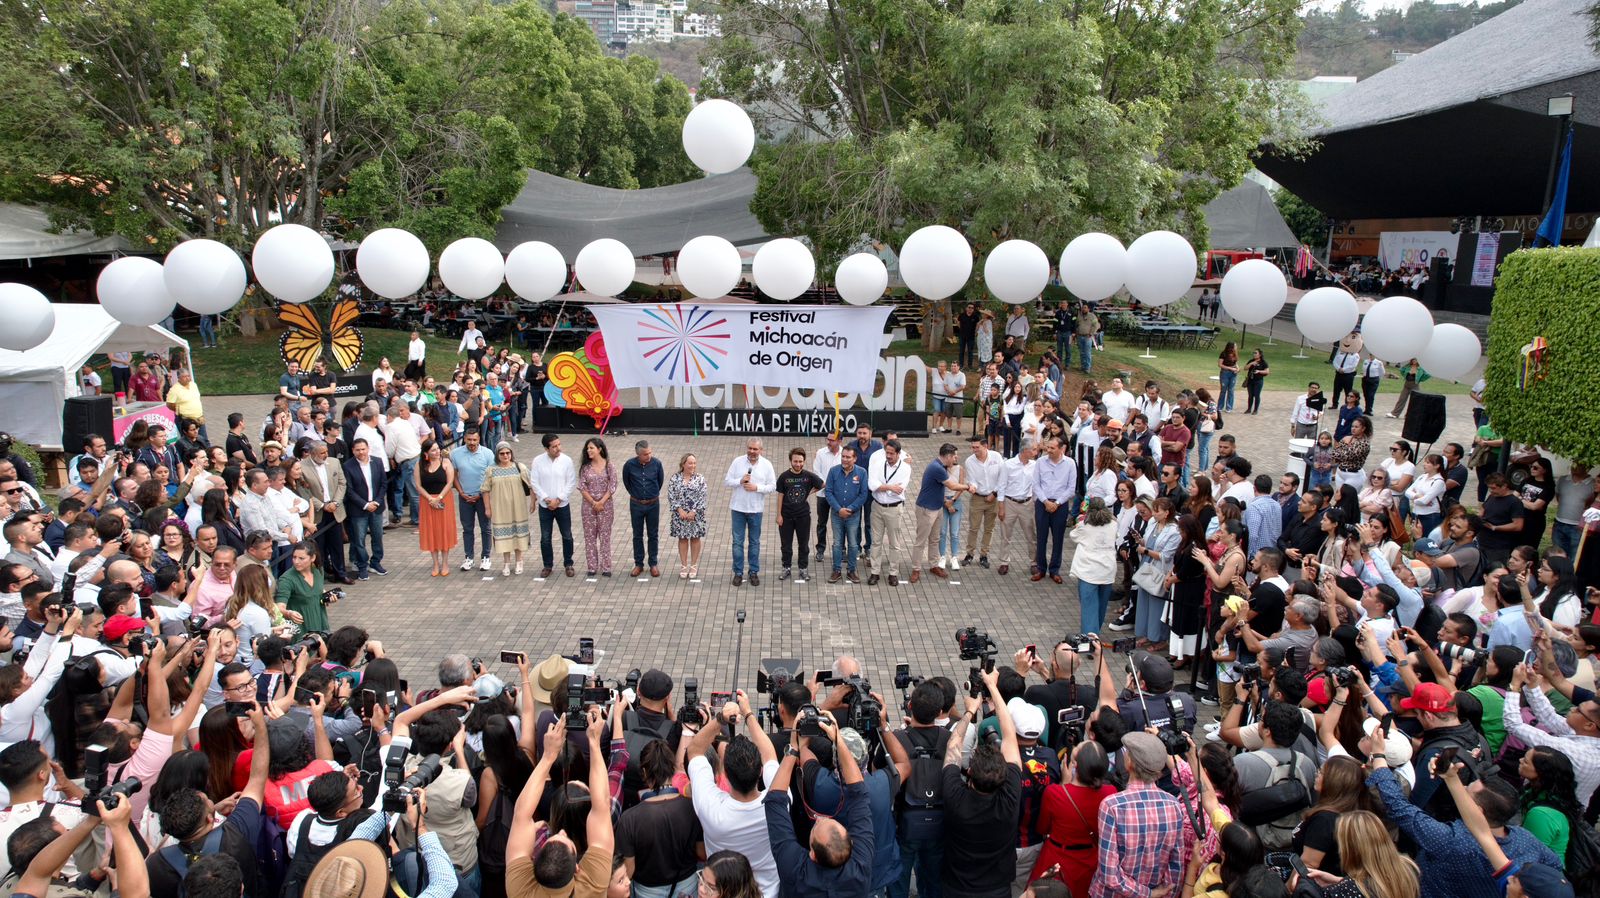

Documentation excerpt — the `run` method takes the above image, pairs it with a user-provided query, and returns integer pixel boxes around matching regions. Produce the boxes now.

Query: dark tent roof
[494,168,769,258]
[1257,0,1600,220]
[1201,180,1299,248]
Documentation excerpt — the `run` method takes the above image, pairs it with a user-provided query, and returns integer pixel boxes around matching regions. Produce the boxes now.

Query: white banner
[1378,231,1459,271]
[1470,232,1501,287]
[589,303,894,392]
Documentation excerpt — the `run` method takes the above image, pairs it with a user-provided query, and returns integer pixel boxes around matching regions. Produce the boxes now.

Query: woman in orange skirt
[413,438,459,576]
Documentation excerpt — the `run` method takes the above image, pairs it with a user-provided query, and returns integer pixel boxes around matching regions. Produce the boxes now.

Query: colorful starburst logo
[637,304,731,384]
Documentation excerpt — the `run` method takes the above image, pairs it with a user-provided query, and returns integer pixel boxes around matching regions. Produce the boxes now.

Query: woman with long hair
[1518,746,1583,858]
[1188,474,1217,535]
[226,564,293,663]
[201,488,245,553]
[1002,380,1027,457]
[1316,810,1420,898]
[1406,453,1447,536]
[1194,387,1219,473]
[274,540,327,633]
[141,750,217,852]
[579,438,617,578]
[1293,756,1374,875]
[1167,513,1211,666]
[1520,456,1556,549]
[1244,349,1269,414]
[699,851,762,898]
[1031,740,1116,898]
[414,438,458,577]
[155,521,197,574]
[198,704,252,800]
[1071,499,1119,630]
[1086,445,1120,504]
[1525,552,1582,627]
[1216,342,1239,412]
[1133,497,1181,653]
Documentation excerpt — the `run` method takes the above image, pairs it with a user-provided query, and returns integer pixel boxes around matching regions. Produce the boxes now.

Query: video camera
[82,745,142,816]
[838,675,881,735]
[383,753,443,813]
[755,658,800,695]
[956,627,997,661]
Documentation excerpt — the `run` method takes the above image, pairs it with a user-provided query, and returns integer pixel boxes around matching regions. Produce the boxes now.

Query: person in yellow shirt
[165,369,208,443]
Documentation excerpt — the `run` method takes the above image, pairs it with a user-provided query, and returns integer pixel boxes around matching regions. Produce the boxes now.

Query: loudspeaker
[1402,392,1446,445]
[62,395,114,454]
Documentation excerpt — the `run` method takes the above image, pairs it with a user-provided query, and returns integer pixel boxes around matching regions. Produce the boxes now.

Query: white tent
[0,203,131,260]
[0,304,191,450]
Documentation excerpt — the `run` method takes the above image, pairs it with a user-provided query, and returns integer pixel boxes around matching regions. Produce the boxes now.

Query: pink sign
[112,403,177,444]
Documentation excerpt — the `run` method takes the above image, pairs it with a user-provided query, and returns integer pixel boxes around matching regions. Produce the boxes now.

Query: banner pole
[1293,335,1309,360]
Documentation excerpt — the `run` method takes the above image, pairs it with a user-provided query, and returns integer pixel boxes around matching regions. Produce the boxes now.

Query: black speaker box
[1401,392,1447,445]
[62,395,114,453]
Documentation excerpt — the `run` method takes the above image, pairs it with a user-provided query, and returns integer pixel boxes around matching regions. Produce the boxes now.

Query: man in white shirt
[1100,377,1136,423]
[456,319,484,356]
[686,694,782,898]
[813,434,843,559]
[384,401,424,526]
[866,439,912,586]
[1288,381,1323,440]
[1360,356,1385,415]
[1330,338,1361,407]
[723,439,776,586]
[236,469,296,553]
[962,438,1004,568]
[266,466,309,542]
[1219,457,1256,505]
[530,433,577,578]
[406,329,428,380]
[944,364,968,434]
[996,438,1037,576]
[48,523,100,589]
[353,406,388,472]
[1133,380,1170,424]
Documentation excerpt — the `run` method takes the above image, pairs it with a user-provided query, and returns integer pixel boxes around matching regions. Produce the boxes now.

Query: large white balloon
[251,223,334,304]
[1059,233,1126,302]
[438,237,505,300]
[504,242,566,302]
[1417,322,1482,381]
[899,226,972,300]
[677,236,742,299]
[164,239,246,315]
[357,228,430,299]
[1122,231,1197,307]
[681,99,755,175]
[0,284,55,351]
[984,240,1050,305]
[97,256,175,326]
[752,239,815,301]
[835,253,888,306]
[1294,287,1360,343]
[574,238,636,297]
[1219,259,1288,325]
[1361,295,1436,363]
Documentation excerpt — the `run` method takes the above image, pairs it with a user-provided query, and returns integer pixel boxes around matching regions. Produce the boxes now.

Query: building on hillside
[574,0,702,47]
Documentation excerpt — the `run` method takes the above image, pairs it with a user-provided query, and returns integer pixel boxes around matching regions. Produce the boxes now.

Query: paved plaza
[256,384,1481,702]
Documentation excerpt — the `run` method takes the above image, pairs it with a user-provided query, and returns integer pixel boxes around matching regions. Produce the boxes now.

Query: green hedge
[1483,247,1600,463]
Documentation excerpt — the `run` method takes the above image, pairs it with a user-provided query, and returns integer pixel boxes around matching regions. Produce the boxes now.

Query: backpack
[895,726,952,841]
[1237,749,1311,850]
[156,828,225,898]
[1567,817,1600,898]
[62,649,118,696]
[621,708,676,802]
[279,810,378,898]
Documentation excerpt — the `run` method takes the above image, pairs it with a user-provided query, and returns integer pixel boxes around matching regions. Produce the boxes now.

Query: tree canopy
[702,0,1307,265]
[1273,189,1328,248]
[0,0,698,252]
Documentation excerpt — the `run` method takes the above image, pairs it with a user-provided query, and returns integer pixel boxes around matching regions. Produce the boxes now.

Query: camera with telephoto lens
[840,676,881,735]
[81,745,142,816]
[1064,633,1095,654]
[1438,643,1482,666]
[383,753,444,813]
[677,677,703,727]
[795,703,825,738]
[1158,696,1190,756]
[956,627,997,661]
[320,587,344,607]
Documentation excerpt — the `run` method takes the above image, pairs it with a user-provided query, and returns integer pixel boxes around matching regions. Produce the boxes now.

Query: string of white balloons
[0,97,1476,378]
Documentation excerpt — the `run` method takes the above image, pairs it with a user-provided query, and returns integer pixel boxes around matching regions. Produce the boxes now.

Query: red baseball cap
[1399,682,1456,714]
[102,615,148,642]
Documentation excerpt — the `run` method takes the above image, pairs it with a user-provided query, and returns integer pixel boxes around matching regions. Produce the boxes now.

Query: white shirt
[370,367,394,389]
[1100,389,1135,423]
[1364,358,1386,379]
[408,338,427,362]
[813,444,843,483]
[457,327,485,354]
[943,370,967,401]
[1132,475,1156,499]
[1221,478,1255,504]
[867,452,911,505]
[49,547,82,589]
[1001,457,1035,499]
[1086,468,1119,504]
[1134,395,1170,423]
[688,755,783,898]
[383,414,422,465]
[238,489,295,543]
[723,454,776,514]
[963,451,1004,497]
[268,485,308,541]
[1380,458,1415,487]
[1290,395,1320,426]
[353,422,389,471]
[1332,351,1360,374]
[529,453,576,508]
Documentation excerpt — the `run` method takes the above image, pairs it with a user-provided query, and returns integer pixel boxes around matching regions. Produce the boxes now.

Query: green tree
[702,0,1307,265]
[1273,189,1328,247]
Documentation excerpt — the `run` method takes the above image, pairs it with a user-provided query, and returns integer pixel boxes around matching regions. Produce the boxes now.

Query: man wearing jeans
[1073,303,1099,374]
[1552,463,1595,559]
[911,444,971,584]
[342,438,387,579]
[623,440,665,577]
[724,439,776,586]
[530,433,577,577]
[449,430,494,571]
[825,446,868,584]
[1031,435,1078,583]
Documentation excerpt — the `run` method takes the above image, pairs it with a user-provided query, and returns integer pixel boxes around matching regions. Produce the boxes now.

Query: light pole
[1540,94,1575,233]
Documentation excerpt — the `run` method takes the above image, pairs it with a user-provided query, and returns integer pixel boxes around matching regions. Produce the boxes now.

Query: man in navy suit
[343,437,388,579]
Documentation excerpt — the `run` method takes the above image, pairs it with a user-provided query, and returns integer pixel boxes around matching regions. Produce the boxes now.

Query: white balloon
[574,238,636,297]
[899,226,972,300]
[0,284,55,351]
[437,237,505,300]
[677,236,742,299]
[752,239,815,301]
[983,240,1050,305]
[1059,232,1126,302]
[1416,322,1482,381]
[1123,231,1197,307]
[1361,295,1436,363]
[164,239,246,315]
[251,224,334,304]
[681,99,755,175]
[356,229,429,300]
[97,256,174,326]
[1294,286,1360,343]
[504,242,567,303]
[1219,259,1288,325]
[835,253,888,306]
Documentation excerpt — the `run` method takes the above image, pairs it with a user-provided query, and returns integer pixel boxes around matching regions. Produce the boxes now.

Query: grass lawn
[183,328,460,395]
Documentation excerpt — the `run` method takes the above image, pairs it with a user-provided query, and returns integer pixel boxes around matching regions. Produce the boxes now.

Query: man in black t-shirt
[1477,473,1524,569]
[776,448,825,581]
[1019,644,1096,750]
[956,303,981,369]
[225,412,258,469]
[303,358,338,401]
[616,740,703,897]
[940,667,1021,898]
[1441,442,1469,509]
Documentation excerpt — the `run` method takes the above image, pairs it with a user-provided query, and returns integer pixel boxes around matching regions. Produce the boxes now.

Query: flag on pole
[1535,124,1574,248]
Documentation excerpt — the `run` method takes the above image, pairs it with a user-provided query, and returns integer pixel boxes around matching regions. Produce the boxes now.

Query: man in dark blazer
[342,437,388,579]
[306,440,352,584]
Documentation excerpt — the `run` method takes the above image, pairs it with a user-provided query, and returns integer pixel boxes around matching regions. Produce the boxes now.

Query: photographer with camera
[766,707,878,898]
[1097,651,1195,735]
[941,665,1022,898]
[507,711,616,898]
[1020,643,1098,750]
[686,690,781,898]
[890,679,957,898]
[7,792,149,898]
[1231,700,1316,850]
[389,684,483,890]
[620,669,682,806]
[1218,662,1314,755]
[0,742,95,881]
[1086,731,1186,898]
[0,604,81,756]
